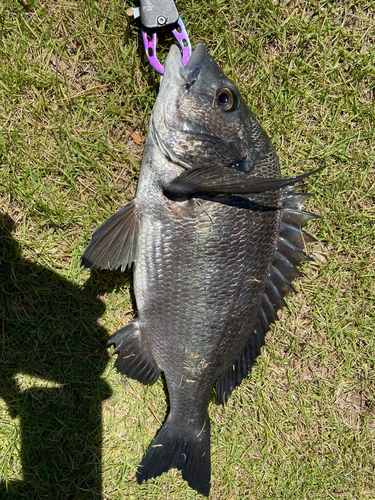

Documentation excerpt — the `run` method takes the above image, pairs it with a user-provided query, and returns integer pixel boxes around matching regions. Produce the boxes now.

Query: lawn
[0,0,374,498]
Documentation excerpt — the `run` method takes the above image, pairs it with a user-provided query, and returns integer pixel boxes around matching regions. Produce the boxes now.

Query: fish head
[152,43,277,175]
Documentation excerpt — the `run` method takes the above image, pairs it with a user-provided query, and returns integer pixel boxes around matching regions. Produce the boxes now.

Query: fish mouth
[164,43,208,87]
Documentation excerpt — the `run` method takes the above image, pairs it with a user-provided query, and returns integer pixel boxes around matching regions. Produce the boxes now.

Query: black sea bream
[82,44,320,496]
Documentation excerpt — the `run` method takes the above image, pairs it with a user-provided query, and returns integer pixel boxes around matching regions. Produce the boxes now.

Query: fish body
[82,44,319,496]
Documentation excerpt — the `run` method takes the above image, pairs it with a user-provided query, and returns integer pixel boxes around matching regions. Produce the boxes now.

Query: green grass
[0,0,374,498]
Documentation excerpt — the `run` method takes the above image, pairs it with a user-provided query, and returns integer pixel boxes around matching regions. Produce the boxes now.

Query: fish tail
[137,415,211,496]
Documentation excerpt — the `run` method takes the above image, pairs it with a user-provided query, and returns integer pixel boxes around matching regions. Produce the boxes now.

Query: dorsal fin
[216,187,320,404]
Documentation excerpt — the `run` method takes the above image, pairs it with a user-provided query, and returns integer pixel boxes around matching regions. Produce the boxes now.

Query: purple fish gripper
[141,18,191,74]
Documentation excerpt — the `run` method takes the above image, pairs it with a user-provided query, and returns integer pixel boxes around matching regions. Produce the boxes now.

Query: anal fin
[216,318,266,405]
[104,320,160,385]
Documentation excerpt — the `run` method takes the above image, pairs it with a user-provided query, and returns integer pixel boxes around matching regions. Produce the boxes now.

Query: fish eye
[216,88,238,111]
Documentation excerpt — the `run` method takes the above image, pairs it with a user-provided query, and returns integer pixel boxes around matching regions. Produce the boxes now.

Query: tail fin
[137,416,211,496]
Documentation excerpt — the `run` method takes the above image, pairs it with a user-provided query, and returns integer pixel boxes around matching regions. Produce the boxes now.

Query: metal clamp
[141,18,191,74]
[127,1,192,74]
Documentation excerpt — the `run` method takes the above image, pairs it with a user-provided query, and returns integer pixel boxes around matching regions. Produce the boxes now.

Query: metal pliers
[127,0,191,74]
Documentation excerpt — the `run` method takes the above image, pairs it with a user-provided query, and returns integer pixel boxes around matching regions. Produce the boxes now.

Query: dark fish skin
[81,44,320,496]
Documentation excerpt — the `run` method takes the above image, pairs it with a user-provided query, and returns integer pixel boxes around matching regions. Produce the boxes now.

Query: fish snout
[180,43,207,87]
[163,43,208,89]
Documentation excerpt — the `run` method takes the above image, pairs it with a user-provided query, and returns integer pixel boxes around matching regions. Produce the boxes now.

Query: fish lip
[184,43,208,69]
[164,44,184,75]
[164,43,207,87]
[180,43,207,86]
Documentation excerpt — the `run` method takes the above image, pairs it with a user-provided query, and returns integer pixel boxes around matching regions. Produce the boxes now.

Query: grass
[0,0,374,498]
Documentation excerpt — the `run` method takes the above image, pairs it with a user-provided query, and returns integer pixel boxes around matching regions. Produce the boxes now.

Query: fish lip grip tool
[142,17,191,74]
[128,0,192,74]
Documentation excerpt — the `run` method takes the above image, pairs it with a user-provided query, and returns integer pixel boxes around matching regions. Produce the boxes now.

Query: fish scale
[81,43,321,496]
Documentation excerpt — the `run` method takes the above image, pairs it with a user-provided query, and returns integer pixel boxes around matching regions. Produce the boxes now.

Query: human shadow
[0,213,131,499]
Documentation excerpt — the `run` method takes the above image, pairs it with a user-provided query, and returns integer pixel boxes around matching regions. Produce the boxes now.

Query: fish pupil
[218,92,229,104]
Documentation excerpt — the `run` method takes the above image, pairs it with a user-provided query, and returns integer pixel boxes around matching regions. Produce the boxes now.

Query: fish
[81,43,321,496]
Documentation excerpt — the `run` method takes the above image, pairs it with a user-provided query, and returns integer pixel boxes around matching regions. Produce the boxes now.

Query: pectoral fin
[81,199,139,271]
[165,165,323,197]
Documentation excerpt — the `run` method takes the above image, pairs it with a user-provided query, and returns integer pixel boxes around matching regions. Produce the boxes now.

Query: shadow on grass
[0,213,131,499]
